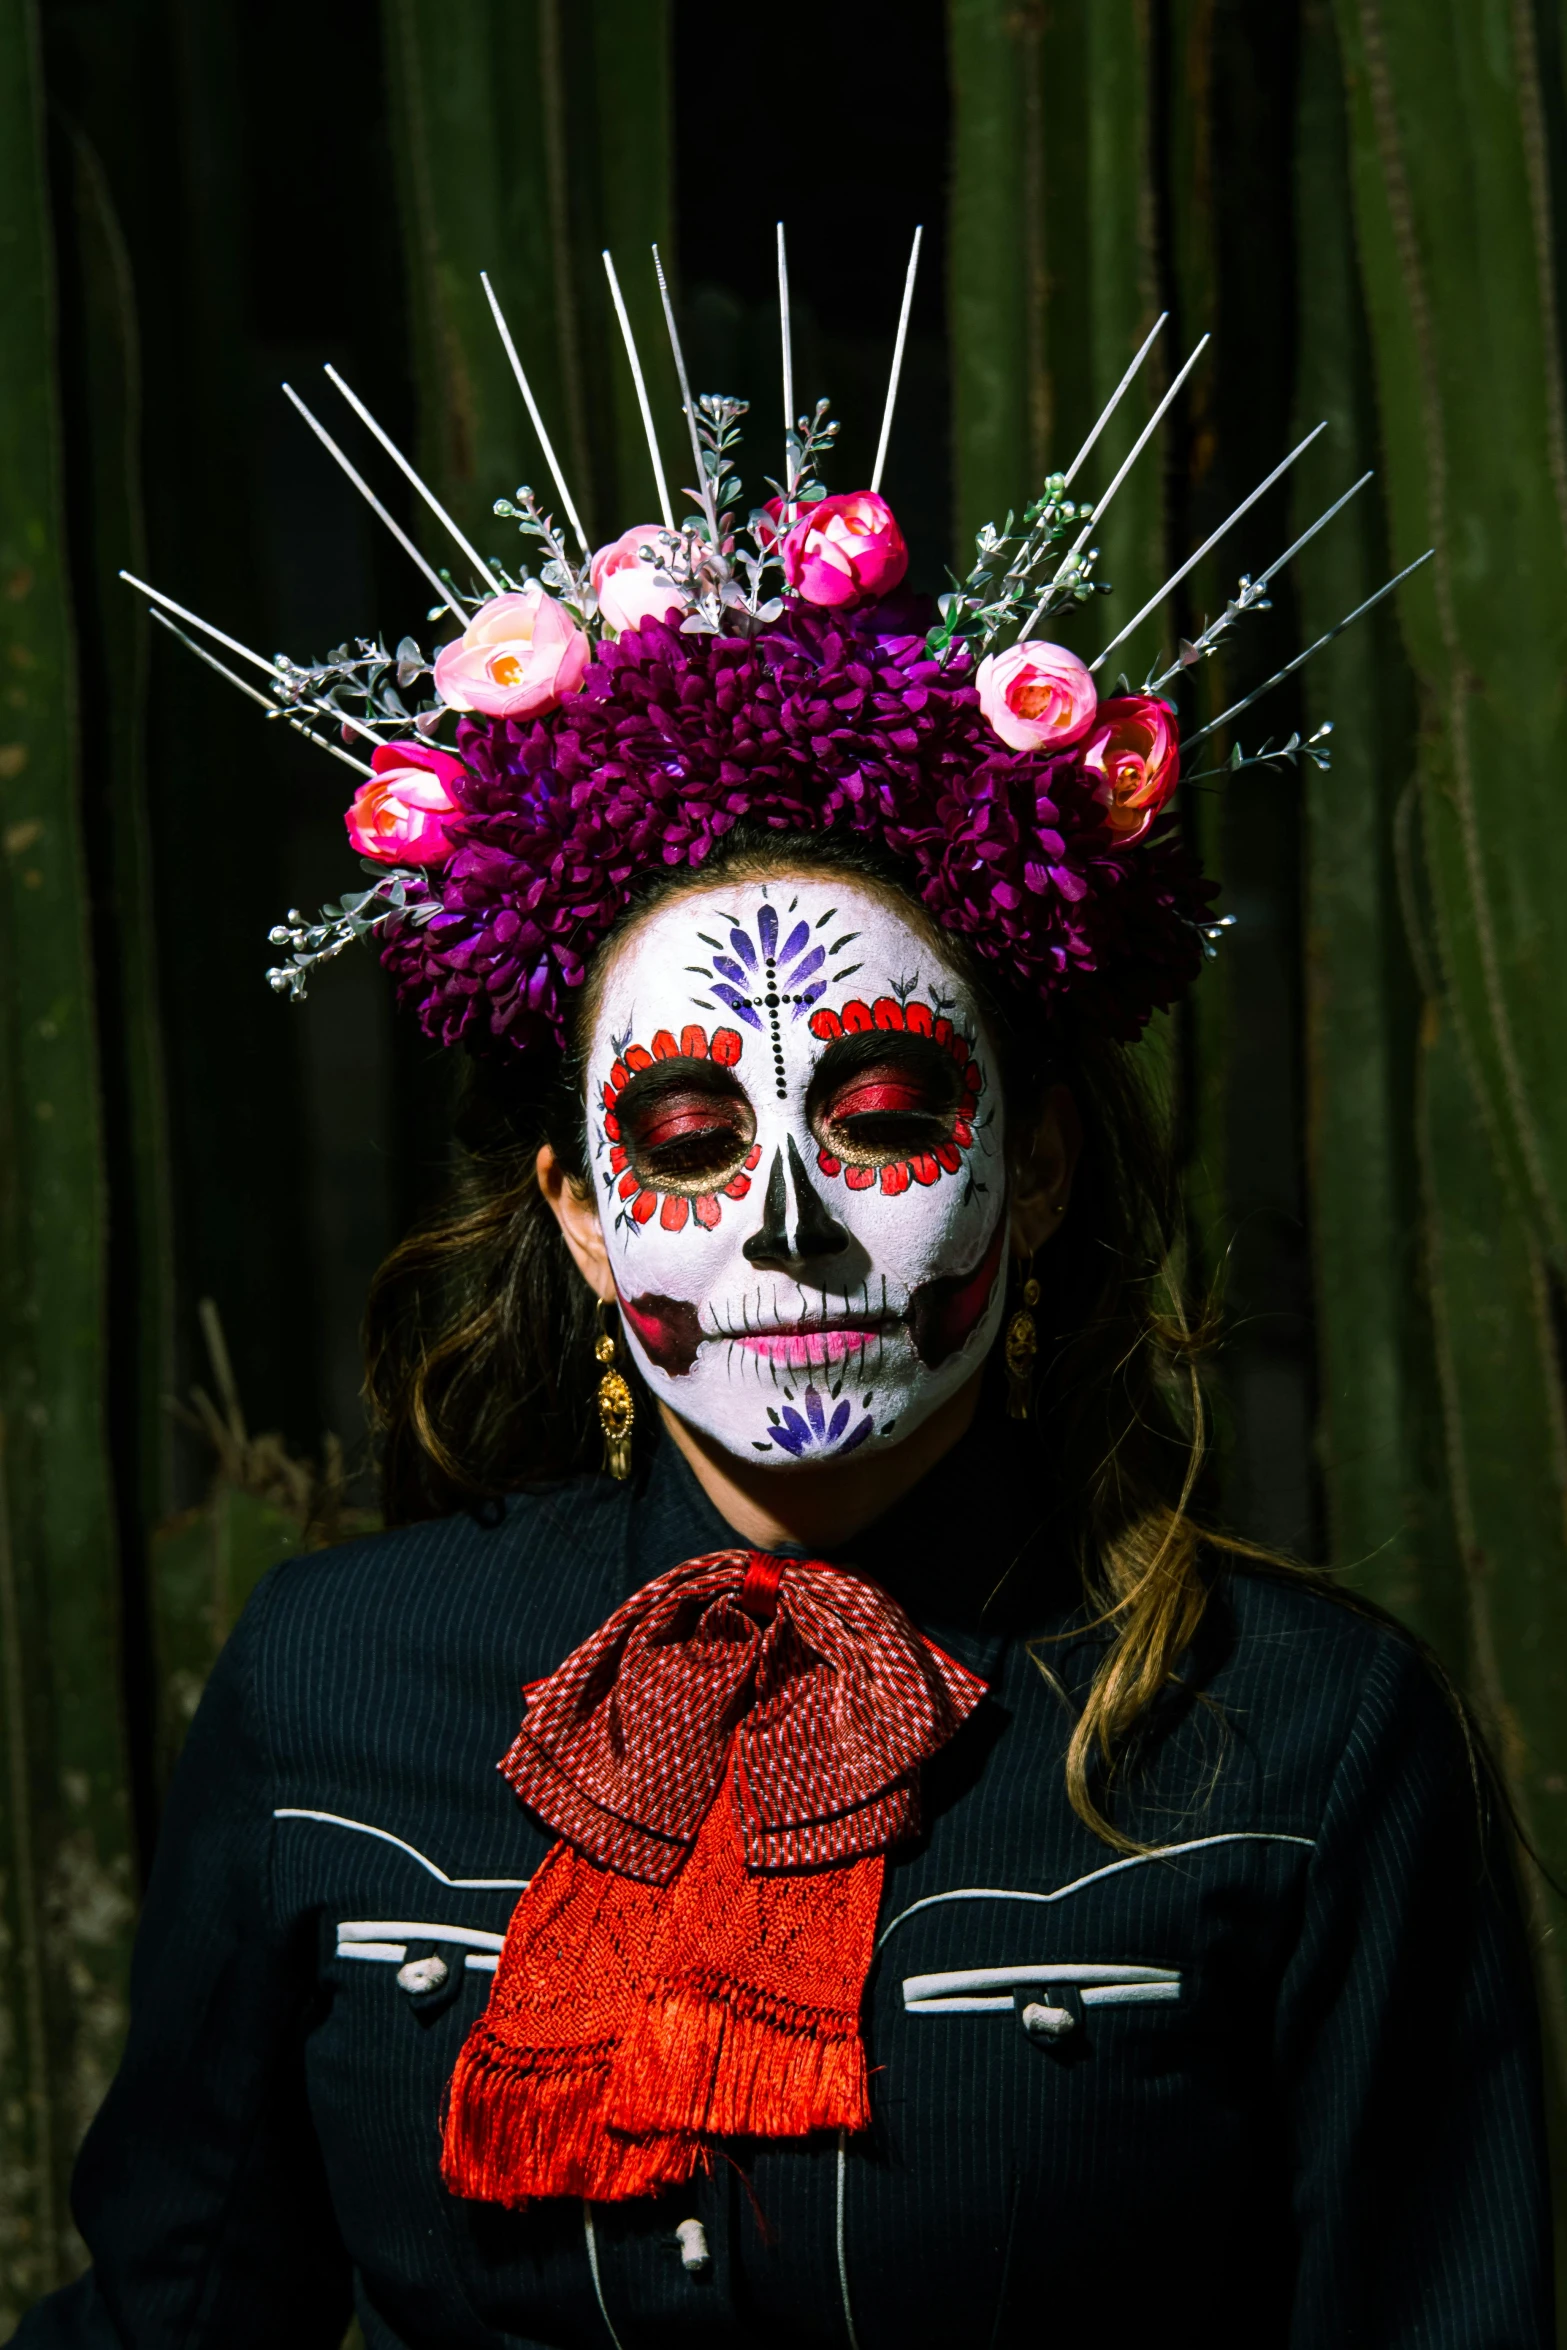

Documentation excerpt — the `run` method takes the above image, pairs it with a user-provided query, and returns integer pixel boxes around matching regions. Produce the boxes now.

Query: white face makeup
[587,879,1007,1470]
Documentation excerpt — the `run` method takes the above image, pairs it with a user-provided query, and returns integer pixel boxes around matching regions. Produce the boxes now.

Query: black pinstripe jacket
[11,1430,1552,2349]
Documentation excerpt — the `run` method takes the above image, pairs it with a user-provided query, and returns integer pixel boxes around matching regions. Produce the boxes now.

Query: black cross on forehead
[685,892,862,1100]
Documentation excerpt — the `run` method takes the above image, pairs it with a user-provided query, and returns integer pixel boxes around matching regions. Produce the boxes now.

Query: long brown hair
[364,827,1296,1848]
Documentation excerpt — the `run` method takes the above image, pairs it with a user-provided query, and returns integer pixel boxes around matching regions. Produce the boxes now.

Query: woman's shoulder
[235,1473,636,1697]
[1204,1553,1474,1800]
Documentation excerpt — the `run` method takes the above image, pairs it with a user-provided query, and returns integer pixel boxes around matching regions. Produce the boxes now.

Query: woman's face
[584,877,1008,1469]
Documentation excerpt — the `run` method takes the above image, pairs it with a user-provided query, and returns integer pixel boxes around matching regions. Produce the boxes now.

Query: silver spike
[871,225,923,496]
[479,270,591,557]
[1021,334,1210,640]
[602,250,674,533]
[651,243,719,546]
[1062,311,1168,490]
[1182,550,1433,750]
[282,383,467,624]
[777,222,796,515]
[147,609,375,777]
[1091,422,1328,672]
[323,365,503,592]
[1148,471,1373,691]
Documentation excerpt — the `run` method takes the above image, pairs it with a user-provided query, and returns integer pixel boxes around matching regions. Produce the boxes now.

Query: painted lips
[737,1323,889,1368]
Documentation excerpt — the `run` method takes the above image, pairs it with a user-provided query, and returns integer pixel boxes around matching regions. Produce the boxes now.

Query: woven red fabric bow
[441,1549,987,2206]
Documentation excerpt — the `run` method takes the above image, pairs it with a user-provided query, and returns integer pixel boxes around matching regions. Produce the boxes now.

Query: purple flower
[377,602,1216,1055]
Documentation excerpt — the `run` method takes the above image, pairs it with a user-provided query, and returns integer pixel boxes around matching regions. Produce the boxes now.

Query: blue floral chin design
[757,1383,877,1459]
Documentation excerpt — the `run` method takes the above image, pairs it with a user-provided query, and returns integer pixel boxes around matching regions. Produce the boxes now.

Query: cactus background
[3,0,1565,2319]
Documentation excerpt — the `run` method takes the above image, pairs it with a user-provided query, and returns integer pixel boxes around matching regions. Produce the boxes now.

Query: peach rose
[344,741,466,865]
[782,490,908,608]
[974,639,1098,755]
[433,586,589,720]
[590,525,684,635]
[1080,695,1180,842]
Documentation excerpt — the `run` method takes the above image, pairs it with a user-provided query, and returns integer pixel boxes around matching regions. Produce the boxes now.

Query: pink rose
[754,493,818,551]
[782,490,908,608]
[433,586,589,719]
[975,639,1098,754]
[590,524,684,635]
[345,741,466,866]
[1080,695,1180,843]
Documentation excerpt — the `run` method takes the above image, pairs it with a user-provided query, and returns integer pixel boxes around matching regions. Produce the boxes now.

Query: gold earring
[1004,1257,1041,1421]
[594,1302,635,1480]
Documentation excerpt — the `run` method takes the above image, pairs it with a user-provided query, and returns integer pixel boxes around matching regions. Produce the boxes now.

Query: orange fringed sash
[441,1549,986,2206]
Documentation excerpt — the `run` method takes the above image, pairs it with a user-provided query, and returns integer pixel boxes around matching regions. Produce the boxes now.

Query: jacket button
[397,1954,450,1995]
[675,2218,710,2274]
[1020,1999,1075,2040]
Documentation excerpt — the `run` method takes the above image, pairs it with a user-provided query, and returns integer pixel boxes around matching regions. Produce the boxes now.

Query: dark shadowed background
[4,0,1567,2314]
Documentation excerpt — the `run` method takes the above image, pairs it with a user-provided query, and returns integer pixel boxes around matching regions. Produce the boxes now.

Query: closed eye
[614,1060,756,1192]
[808,1035,963,1165]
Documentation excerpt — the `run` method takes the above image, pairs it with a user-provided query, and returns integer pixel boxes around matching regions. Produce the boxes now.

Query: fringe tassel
[612,1974,870,2138]
[440,2031,703,2204]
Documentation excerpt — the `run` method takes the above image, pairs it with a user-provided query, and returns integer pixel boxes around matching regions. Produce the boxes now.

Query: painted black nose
[742,1135,852,1266]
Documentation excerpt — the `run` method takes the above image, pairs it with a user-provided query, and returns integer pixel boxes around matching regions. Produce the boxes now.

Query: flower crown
[124,232,1427,1055]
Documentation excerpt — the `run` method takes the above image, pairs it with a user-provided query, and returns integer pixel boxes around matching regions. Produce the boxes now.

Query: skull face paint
[588,880,1007,1467]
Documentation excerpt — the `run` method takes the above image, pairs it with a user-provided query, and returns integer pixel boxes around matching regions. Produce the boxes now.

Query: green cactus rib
[1333,0,1567,1265]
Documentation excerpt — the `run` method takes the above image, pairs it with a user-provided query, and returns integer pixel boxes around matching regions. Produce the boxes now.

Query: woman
[18,306,1549,2344]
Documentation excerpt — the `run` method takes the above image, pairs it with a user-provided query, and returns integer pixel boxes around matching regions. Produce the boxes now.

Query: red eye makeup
[614,1061,758,1193]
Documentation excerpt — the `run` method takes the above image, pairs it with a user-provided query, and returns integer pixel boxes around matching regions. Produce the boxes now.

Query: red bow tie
[442,1549,987,2206]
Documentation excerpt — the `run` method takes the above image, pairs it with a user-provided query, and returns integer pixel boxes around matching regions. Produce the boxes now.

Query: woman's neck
[657,1367,985,1553]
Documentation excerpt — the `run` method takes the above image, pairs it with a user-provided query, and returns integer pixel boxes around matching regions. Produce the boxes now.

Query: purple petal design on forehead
[783,943,826,988]
[792,982,827,1016]
[757,902,779,960]
[779,920,810,965]
[712,986,763,1028]
[713,955,750,987]
[729,928,758,972]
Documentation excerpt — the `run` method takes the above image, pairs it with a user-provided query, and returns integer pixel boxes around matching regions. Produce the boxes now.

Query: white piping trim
[904,1962,1177,2004]
[836,2132,863,2350]
[337,1919,507,1952]
[584,2204,628,2350]
[876,1832,1315,1950]
[273,1808,531,1889]
[1084,1980,1179,2008]
[335,1946,497,1973]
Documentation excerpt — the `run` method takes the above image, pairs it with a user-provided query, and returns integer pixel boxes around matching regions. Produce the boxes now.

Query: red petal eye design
[603,1030,756,1226]
[806,997,985,1194]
